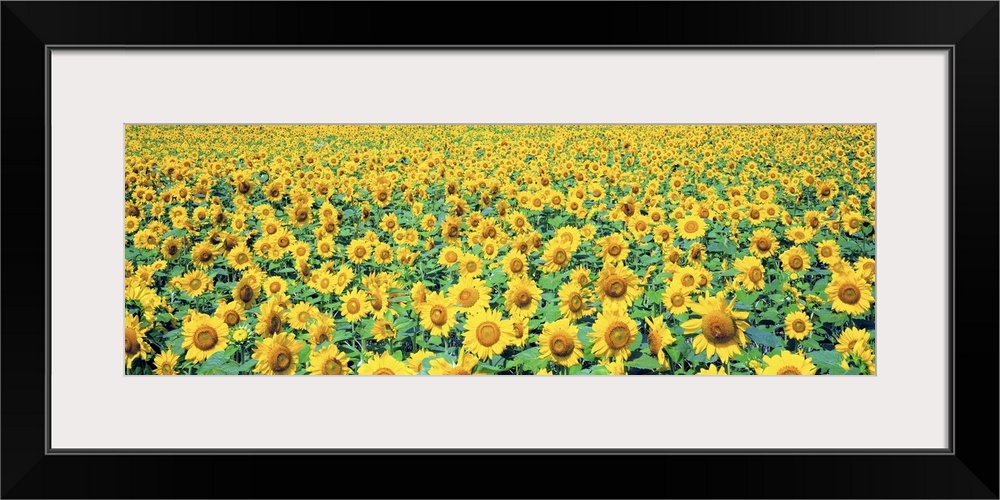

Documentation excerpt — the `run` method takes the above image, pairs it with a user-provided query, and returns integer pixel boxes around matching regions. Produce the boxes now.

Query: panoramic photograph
[124,124,875,375]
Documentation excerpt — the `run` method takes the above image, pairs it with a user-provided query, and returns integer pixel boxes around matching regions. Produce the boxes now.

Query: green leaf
[626,354,662,371]
[538,273,562,291]
[800,337,822,351]
[746,327,783,348]
[197,351,229,374]
[807,350,845,372]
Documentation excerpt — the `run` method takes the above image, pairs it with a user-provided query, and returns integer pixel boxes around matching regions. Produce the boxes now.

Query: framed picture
[3,1,996,498]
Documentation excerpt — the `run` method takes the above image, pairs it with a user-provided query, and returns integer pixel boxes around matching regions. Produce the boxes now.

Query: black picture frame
[3,2,996,498]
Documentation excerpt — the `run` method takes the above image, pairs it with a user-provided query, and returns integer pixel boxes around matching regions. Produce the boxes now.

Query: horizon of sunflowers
[124,124,876,376]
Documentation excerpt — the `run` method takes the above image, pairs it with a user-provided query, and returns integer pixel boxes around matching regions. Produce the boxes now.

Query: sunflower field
[124,124,876,375]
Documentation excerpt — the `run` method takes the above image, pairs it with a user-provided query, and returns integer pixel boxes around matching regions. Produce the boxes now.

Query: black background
[2,2,997,499]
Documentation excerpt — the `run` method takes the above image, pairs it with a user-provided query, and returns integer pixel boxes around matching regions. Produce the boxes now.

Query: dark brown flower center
[553,249,568,265]
[224,311,240,326]
[476,322,501,347]
[604,277,627,299]
[776,366,801,375]
[702,312,736,344]
[605,324,631,349]
[430,305,448,326]
[790,256,803,270]
[193,326,219,350]
[124,328,140,356]
[569,294,583,312]
[323,358,344,375]
[346,299,361,315]
[756,239,771,251]
[269,346,292,372]
[550,334,574,357]
[268,315,282,334]
[838,284,860,304]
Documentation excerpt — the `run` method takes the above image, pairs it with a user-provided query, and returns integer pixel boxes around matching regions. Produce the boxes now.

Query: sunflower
[428,350,480,375]
[254,299,287,338]
[418,291,458,337]
[696,365,727,375]
[406,349,437,373]
[748,227,779,258]
[540,240,573,273]
[305,344,351,375]
[332,266,355,295]
[671,265,700,292]
[504,277,543,319]
[263,276,288,296]
[815,239,841,265]
[226,243,254,270]
[849,341,877,375]
[373,243,394,265]
[160,236,185,261]
[181,311,230,363]
[448,275,491,311]
[124,313,152,370]
[251,332,305,375]
[306,313,335,345]
[296,270,330,296]
[509,316,530,347]
[440,215,463,244]
[462,308,515,360]
[501,250,529,277]
[815,179,838,201]
[557,281,594,321]
[589,310,638,360]
[596,233,630,264]
[538,318,583,367]
[676,214,707,240]
[288,302,319,330]
[783,311,813,340]
[761,350,817,375]
[784,225,815,245]
[835,326,871,355]
[190,240,218,269]
[661,281,691,314]
[569,266,591,287]
[289,241,311,261]
[457,253,484,277]
[599,356,627,375]
[733,255,766,291]
[214,300,246,329]
[346,239,371,264]
[681,292,750,363]
[687,242,707,265]
[651,224,675,245]
[339,288,372,323]
[316,236,336,258]
[854,257,876,283]
[595,262,642,312]
[232,275,261,309]
[841,210,866,235]
[645,315,676,366]
[437,245,463,267]
[358,351,415,375]
[152,348,179,375]
[825,269,874,316]
[778,246,811,278]
[176,269,213,297]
